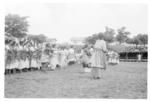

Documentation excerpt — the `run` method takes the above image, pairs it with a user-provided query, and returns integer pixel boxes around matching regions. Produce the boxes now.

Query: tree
[28,34,47,48]
[126,37,134,44]
[132,35,141,48]
[5,14,29,38]
[116,27,130,44]
[137,34,148,46]
[85,32,104,44]
[85,34,97,45]
[103,26,115,43]
[36,34,47,44]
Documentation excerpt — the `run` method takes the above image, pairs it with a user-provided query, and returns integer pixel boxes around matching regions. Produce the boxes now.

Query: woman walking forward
[90,38,107,79]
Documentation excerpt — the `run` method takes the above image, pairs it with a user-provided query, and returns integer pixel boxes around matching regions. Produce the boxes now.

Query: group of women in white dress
[40,43,75,71]
[5,37,80,74]
[108,50,120,65]
[5,44,41,73]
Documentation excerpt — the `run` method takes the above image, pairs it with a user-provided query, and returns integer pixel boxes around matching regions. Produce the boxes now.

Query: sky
[5,3,148,43]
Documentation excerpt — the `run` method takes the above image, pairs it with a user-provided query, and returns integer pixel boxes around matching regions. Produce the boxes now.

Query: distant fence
[119,51,147,62]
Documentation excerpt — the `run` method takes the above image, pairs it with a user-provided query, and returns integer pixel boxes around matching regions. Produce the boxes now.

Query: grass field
[5,62,147,98]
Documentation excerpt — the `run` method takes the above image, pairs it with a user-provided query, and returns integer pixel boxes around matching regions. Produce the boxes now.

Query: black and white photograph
[2,0,149,100]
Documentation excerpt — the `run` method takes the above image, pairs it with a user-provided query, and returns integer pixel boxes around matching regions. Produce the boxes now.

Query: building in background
[46,38,57,44]
[70,37,86,46]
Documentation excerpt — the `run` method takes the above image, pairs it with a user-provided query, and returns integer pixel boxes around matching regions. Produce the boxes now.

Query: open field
[5,62,147,98]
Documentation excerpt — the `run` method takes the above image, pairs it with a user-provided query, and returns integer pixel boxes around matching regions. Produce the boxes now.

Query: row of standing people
[5,43,77,73]
[5,45,41,71]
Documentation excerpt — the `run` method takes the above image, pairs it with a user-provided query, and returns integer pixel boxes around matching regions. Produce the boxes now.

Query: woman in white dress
[58,49,67,68]
[64,48,69,66]
[24,47,30,70]
[68,46,76,65]
[33,49,41,70]
[5,49,14,74]
[40,46,50,71]
[30,46,38,70]
[17,45,25,72]
[90,38,108,79]
[50,47,59,70]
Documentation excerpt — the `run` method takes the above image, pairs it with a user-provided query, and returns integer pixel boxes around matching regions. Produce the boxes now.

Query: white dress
[108,51,113,63]
[64,49,69,64]
[68,48,76,62]
[24,59,29,68]
[59,50,67,67]
[18,60,25,69]
[90,39,107,68]
[31,59,38,68]
[50,50,59,70]
[9,60,18,69]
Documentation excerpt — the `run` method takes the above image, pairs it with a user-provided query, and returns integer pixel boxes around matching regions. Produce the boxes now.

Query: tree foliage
[126,34,148,47]
[103,26,115,43]
[85,27,115,45]
[116,27,130,44]
[137,34,148,46]
[5,14,29,38]
[85,32,104,44]
[126,37,134,44]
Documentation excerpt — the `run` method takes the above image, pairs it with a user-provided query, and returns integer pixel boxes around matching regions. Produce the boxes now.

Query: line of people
[40,44,76,71]
[5,37,120,79]
[5,42,78,74]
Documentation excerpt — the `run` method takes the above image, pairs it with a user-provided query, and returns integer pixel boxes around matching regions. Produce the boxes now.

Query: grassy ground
[5,62,147,98]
